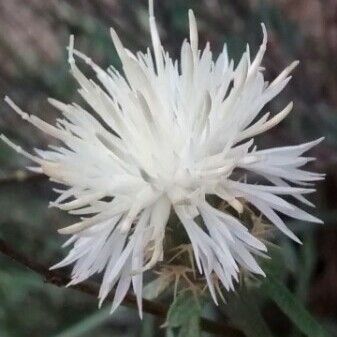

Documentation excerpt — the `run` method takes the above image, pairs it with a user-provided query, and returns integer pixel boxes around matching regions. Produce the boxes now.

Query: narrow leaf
[224,291,275,337]
[51,307,111,337]
[262,275,331,337]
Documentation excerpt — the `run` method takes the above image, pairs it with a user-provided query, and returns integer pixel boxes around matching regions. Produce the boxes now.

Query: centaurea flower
[1,0,324,315]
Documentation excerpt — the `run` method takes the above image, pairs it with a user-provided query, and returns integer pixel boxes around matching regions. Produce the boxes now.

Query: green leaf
[178,316,200,337]
[166,292,202,337]
[50,307,111,337]
[295,233,316,301]
[262,243,288,279]
[143,276,172,300]
[262,275,331,337]
[224,290,275,337]
[140,314,155,337]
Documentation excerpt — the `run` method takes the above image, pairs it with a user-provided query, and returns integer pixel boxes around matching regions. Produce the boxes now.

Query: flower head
[2,0,324,315]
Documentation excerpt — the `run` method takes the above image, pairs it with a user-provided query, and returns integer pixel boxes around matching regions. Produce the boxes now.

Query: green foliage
[262,276,331,337]
[51,307,111,337]
[143,276,172,300]
[218,237,329,337]
[166,292,202,337]
[224,290,274,337]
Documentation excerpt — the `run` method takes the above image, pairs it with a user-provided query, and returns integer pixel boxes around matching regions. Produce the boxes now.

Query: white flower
[2,0,324,316]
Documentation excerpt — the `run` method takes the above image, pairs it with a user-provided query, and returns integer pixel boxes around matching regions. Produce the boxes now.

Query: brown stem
[0,171,47,185]
[0,238,244,336]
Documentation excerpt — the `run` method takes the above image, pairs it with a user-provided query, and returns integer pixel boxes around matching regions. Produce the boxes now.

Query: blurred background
[0,0,336,336]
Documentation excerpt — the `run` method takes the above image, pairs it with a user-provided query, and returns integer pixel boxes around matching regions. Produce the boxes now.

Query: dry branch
[0,238,244,336]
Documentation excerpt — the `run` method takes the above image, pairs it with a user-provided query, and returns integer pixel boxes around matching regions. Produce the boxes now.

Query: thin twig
[0,238,244,337]
[0,171,47,185]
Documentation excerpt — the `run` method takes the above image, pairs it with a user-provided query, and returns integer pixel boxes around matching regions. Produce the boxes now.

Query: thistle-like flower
[2,0,324,315]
